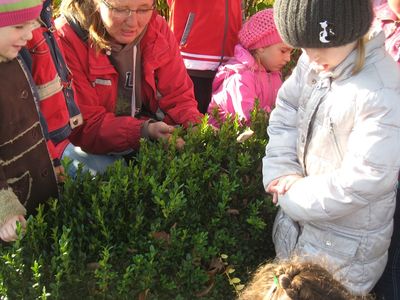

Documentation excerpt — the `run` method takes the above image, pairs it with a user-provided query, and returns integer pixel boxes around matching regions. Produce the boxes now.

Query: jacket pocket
[298,223,361,259]
[93,78,112,86]
[329,118,343,161]
[91,77,115,110]
[297,223,361,279]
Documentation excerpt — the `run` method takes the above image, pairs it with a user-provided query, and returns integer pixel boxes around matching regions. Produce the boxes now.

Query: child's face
[255,42,292,72]
[388,0,400,15]
[303,41,357,72]
[0,20,39,60]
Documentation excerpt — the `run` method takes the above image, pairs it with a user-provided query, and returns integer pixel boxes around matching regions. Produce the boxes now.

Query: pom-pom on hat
[0,0,42,27]
[273,0,373,48]
[239,8,282,50]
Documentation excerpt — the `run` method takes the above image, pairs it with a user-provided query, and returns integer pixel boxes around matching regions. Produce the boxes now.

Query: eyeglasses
[101,0,155,20]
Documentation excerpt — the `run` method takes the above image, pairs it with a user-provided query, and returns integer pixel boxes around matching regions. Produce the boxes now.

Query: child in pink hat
[207,8,292,126]
[0,0,42,62]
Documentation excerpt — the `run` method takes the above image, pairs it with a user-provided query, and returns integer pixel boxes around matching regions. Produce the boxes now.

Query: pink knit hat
[0,0,42,27]
[239,8,282,50]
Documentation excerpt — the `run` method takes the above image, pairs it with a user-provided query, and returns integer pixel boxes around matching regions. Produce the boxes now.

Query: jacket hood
[213,44,280,91]
[231,44,264,71]
[140,13,171,67]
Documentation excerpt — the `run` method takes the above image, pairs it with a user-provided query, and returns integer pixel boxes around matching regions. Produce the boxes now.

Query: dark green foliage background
[155,0,274,20]
[0,109,277,299]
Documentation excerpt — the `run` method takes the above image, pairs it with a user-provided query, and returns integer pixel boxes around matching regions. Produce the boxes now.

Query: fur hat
[239,8,282,50]
[0,0,42,27]
[273,0,373,48]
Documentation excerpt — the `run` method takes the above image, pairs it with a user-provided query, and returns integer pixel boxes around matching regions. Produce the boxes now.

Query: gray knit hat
[273,0,373,48]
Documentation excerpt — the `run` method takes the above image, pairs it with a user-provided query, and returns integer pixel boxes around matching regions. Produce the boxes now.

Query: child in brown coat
[0,0,59,242]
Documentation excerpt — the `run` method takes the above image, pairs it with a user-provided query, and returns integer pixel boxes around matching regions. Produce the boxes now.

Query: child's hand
[54,165,66,183]
[266,178,281,205]
[270,175,303,194]
[0,215,26,242]
[266,175,303,204]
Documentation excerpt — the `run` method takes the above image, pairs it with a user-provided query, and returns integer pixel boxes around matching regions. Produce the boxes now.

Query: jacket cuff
[53,158,61,167]
[0,188,26,227]
[140,119,156,140]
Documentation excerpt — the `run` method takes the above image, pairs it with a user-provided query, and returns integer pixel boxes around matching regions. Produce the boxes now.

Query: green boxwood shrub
[0,108,277,299]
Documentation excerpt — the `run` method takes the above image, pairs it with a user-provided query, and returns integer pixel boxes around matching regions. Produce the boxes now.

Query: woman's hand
[148,122,185,149]
[148,121,175,140]
[0,215,26,242]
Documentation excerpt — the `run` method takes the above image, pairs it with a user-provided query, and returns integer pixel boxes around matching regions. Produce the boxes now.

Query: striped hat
[0,0,42,27]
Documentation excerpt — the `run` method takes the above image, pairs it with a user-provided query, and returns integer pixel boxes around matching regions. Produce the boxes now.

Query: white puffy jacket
[262,31,400,295]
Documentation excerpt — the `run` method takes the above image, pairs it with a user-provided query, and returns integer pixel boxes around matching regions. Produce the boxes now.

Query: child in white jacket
[263,0,400,295]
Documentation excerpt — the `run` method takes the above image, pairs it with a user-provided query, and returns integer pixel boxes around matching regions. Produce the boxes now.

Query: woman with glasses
[54,0,202,175]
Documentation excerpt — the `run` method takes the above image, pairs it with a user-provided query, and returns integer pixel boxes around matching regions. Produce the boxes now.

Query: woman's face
[98,0,154,44]
[255,42,292,72]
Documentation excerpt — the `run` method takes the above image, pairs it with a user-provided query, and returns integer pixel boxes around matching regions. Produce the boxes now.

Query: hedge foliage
[0,107,277,299]
[1,2,278,299]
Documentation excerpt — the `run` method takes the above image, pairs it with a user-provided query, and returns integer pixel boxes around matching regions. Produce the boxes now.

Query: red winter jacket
[167,0,243,71]
[26,1,84,161]
[26,27,75,160]
[55,12,202,154]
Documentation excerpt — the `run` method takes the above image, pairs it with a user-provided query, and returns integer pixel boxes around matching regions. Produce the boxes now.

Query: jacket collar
[375,4,399,23]
[233,44,262,71]
[140,12,170,68]
[223,44,281,75]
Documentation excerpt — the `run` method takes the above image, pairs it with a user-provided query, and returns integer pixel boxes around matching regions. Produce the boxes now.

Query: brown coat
[0,57,59,226]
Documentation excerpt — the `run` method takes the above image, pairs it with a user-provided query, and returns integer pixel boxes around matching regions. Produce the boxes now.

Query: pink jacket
[373,3,400,63]
[372,0,386,7]
[208,44,282,126]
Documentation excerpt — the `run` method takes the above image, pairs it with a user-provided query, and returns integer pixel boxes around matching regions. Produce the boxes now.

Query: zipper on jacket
[330,118,343,161]
[218,0,229,66]
[180,12,195,47]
